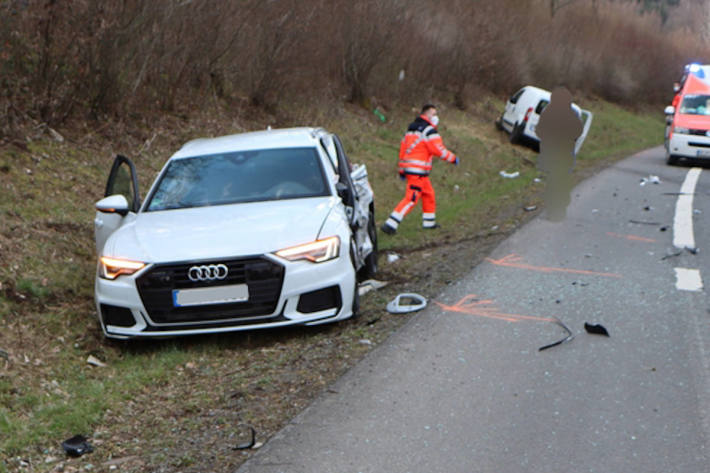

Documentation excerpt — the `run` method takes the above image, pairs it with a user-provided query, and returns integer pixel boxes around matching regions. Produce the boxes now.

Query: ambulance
[665,64,710,165]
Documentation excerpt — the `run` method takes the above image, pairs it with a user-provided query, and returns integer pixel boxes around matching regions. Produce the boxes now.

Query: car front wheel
[358,210,378,280]
[349,237,360,317]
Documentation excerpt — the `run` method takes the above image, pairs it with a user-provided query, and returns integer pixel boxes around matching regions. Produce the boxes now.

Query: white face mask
[431,115,439,126]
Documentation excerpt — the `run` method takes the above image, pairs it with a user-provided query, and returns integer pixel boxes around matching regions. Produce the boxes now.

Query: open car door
[94,155,140,254]
[574,109,594,156]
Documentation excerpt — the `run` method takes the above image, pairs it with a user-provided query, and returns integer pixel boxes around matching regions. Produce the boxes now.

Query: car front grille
[136,257,284,324]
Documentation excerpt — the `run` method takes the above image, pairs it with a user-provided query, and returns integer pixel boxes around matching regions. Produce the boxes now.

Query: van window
[680,94,710,116]
[535,100,549,115]
[509,89,525,104]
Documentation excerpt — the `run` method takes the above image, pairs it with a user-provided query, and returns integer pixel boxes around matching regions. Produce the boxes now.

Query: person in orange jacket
[381,104,458,235]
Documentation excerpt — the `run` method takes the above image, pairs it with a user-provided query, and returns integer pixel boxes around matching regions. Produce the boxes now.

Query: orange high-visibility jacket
[398,115,457,176]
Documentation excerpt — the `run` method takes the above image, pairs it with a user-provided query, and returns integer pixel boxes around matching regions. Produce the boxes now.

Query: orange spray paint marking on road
[434,294,556,324]
[485,254,622,278]
[606,232,656,243]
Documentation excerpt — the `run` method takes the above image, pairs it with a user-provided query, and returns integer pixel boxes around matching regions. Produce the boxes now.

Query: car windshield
[679,94,710,116]
[146,147,329,211]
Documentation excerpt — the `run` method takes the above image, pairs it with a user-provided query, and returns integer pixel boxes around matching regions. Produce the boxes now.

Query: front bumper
[668,133,710,159]
[94,253,356,339]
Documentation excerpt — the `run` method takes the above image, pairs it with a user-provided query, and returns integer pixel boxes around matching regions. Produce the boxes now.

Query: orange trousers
[384,175,436,229]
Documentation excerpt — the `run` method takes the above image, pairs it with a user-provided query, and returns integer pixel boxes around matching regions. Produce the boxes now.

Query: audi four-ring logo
[188,264,229,282]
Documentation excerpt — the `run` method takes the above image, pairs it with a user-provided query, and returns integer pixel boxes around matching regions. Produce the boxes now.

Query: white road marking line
[674,268,704,292]
[673,167,702,249]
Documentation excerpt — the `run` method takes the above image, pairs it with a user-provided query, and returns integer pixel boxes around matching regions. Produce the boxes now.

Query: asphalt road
[237,146,709,473]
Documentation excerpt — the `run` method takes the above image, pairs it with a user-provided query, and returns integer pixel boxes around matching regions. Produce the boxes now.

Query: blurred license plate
[173,284,248,307]
[696,149,710,157]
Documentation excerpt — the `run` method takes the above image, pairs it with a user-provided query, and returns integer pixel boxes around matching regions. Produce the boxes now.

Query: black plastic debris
[659,226,669,232]
[61,435,93,457]
[584,323,610,337]
[686,247,699,255]
[629,219,661,225]
[643,206,652,211]
[233,425,256,450]
[539,318,575,351]
[661,251,682,261]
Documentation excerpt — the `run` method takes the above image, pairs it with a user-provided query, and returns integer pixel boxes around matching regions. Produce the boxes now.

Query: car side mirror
[335,182,353,205]
[664,105,675,116]
[96,194,130,216]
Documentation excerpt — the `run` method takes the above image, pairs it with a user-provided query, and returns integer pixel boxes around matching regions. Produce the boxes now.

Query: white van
[496,85,593,155]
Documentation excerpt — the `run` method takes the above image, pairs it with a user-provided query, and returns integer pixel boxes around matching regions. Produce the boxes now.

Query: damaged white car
[93,128,377,339]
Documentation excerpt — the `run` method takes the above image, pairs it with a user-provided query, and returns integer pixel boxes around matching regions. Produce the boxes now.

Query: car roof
[522,85,551,98]
[171,127,325,159]
[520,85,583,112]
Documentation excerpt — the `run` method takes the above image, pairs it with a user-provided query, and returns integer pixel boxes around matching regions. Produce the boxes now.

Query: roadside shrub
[0,0,707,134]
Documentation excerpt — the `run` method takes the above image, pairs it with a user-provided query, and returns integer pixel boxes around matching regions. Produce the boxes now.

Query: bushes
[0,0,706,134]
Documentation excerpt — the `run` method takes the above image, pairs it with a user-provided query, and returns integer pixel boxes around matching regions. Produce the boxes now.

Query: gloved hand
[399,171,406,181]
[453,156,459,166]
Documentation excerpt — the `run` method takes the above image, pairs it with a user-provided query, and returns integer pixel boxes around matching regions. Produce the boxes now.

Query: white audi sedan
[93,128,377,339]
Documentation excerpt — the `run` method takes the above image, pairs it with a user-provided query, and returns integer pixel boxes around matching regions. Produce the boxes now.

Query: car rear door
[94,155,141,254]
[502,88,525,128]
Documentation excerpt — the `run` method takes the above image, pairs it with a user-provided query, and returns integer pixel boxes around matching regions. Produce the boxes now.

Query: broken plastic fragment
[584,322,610,337]
[499,170,520,179]
[62,435,94,457]
[386,253,400,263]
[86,355,107,367]
[539,317,575,351]
[233,426,256,450]
[524,205,537,212]
[358,279,388,296]
[386,293,427,314]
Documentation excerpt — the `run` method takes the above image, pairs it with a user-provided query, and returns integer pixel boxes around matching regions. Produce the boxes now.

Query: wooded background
[1,0,709,135]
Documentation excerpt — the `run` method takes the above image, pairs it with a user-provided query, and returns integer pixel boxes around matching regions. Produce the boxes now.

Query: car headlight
[100,256,146,279]
[674,127,690,134]
[275,236,340,263]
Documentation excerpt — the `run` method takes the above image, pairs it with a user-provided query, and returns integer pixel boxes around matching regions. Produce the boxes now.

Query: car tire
[358,210,378,281]
[349,237,360,318]
[666,152,679,166]
[510,122,525,144]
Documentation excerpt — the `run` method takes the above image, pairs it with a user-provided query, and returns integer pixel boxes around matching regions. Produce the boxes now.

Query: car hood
[103,197,338,262]
[675,114,710,130]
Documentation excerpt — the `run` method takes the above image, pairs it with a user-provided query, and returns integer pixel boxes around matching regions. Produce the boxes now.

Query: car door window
[332,134,356,222]
[509,89,525,104]
[535,100,549,115]
[105,155,140,213]
[319,135,338,172]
